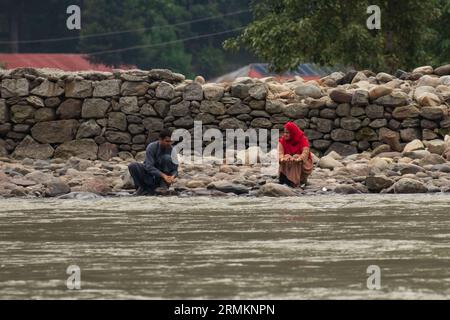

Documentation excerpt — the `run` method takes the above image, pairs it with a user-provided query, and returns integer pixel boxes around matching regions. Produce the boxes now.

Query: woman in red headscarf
[278,122,313,188]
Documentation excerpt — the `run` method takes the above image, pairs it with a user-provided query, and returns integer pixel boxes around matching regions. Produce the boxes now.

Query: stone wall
[1,65,450,161]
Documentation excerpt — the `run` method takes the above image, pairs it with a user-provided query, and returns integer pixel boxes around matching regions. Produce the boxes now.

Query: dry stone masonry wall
[1,65,450,161]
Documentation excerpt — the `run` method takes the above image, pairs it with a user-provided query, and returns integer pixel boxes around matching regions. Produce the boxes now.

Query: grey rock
[340,117,361,131]
[108,112,127,131]
[1,78,29,97]
[392,178,427,193]
[143,117,164,131]
[331,129,354,142]
[227,103,251,115]
[119,96,139,114]
[76,119,101,139]
[65,80,93,98]
[12,135,54,159]
[105,131,132,144]
[207,180,249,195]
[183,82,203,101]
[93,79,121,97]
[219,118,247,130]
[283,103,309,118]
[56,99,82,119]
[200,100,226,115]
[81,98,110,118]
[54,139,98,160]
[10,105,35,123]
[31,120,79,144]
[155,82,175,100]
[31,80,64,97]
[366,175,394,192]
[257,183,297,197]
[170,101,190,117]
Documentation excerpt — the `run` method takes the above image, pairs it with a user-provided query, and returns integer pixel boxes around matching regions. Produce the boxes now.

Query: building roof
[212,63,341,83]
[0,53,133,71]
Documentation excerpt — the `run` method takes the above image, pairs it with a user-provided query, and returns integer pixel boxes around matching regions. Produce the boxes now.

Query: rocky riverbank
[1,64,450,161]
[1,135,449,198]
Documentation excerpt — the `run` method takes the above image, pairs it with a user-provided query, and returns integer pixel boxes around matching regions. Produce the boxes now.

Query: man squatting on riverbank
[128,129,178,196]
[128,121,315,196]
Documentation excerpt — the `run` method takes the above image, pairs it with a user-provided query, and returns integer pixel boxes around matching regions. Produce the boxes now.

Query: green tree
[432,0,450,65]
[224,0,443,73]
[80,0,252,78]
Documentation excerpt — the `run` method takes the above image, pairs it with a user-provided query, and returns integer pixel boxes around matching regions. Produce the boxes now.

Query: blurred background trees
[0,0,449,77]
[225,0,449,73]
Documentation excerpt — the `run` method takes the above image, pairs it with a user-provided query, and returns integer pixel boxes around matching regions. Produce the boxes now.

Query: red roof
[0,53,134,72]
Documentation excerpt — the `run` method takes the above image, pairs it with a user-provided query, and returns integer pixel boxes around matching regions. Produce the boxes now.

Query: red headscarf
[279,122,310,156]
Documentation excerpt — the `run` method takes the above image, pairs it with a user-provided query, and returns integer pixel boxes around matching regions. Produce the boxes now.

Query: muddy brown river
[0,194,449,299]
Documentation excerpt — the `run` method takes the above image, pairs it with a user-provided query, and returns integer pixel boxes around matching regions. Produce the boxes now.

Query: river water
[0,194,449,299]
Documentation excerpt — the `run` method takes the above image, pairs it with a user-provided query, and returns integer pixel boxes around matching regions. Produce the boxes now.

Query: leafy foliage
[224,0,446,73]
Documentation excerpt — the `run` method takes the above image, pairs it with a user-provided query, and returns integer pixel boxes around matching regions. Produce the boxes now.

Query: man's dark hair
[159,128,173,139]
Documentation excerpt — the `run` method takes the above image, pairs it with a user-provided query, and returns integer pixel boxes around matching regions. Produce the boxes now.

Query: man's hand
[161,173,176,185]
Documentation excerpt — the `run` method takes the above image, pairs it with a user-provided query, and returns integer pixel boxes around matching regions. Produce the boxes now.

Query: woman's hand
[280,154,292,162]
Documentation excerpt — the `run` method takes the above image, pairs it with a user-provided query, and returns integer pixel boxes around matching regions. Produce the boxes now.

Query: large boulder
[121,81,150,96]
[249,83,268,100]
[340,117,361,131]
[1,78,29,97]
[374,91,408,107]
[283,103,309,118]
[434,64,450,76]
[12,135,54,159]
[207,180,249,195]
[265,100,285,114]
[420,106,446,120]
[325,142,358,157]
[403,139,424,153]
[31,80,64,97]
[76,119,102,139]
[351,89,369,106]
[65,80,93,98]
[202,84,224,101]
[368,85,392,100]
[392,105,420,120]
[170,101,190,117]
[155,82,175,100]
[45,180,71,197]
[183,82,203,101]
[365,175,394,192]
[108,112,127,131]
[142,117,164,131]
[93,79,121,97]
[81,98,110,118]
[0,99,9,123]
[413,66,433,74]
[250,118,272,129]
[295,84,322,99]
[257,183,297,197]
[392,178,428,194]
[424,139,446,155]
[56,99,82,119]
[34,108,56,122]
[200,100,226,115]
[330,89,353,103]
[31,120,79,143]
[318,155,344,170]
[10,105,35,123]
[331,129,354,142]
[119,96,139,114]
[105,131,131,144]
[98,142,118,160]
[226,103,251,115]
[219,117,247,130]
[54,139,98,160]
